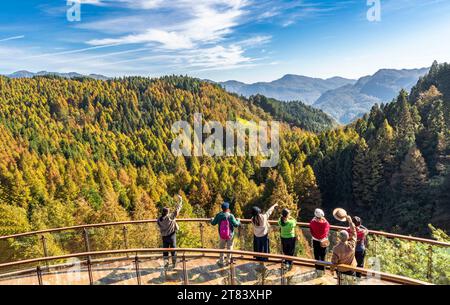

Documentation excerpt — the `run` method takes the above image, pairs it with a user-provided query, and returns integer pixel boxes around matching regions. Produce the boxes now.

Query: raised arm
[171,196,183,219]
[265,203,278,218]
[346,216,357,249]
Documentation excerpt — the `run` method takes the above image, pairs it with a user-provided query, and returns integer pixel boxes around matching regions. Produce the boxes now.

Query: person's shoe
[163,260,170,268]
[216,260,225,268]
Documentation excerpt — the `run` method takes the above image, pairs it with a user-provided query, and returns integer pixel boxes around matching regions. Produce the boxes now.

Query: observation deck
[0,219,448,285]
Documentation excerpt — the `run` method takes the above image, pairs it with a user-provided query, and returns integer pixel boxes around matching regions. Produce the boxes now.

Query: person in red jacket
[346,216,368,277]
[309,208,330,271]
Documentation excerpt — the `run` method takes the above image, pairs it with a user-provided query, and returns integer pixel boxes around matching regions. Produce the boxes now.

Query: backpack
[219,214,232,240]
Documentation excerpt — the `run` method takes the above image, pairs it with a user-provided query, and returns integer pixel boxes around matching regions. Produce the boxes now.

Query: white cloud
[88,29,194,49]
[0,35,25,42]
[85,0,248,50]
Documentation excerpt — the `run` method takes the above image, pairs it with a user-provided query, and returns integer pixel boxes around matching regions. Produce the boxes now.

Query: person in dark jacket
[157,195,182,269]
[211,202,241,267]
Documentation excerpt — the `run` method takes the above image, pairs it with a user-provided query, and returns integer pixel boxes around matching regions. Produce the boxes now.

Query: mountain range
[220,75,355,105]
[220,68,429,124]
[3,70,109,81]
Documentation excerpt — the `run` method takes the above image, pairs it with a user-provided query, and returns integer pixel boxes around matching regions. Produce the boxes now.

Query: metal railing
[0,248,430,285]
[1,218,448,246]
[0,218,448,284]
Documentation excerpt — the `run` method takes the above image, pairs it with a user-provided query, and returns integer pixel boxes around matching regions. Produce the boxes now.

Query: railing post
[83,228,91,252]
[373,236,377,256]
[280,262,286,285]
[336,269,342,285]
[36,265,43,285]
[427,245,433,282]
[40,235,50,270]
[86,256,94,285]
[199,223,204,249]
[240,224,246,251]
[134,254,142,285]
[122,225,129,257]
[83,228,92,264]
[182,252,189,285]
[229,257,236,285]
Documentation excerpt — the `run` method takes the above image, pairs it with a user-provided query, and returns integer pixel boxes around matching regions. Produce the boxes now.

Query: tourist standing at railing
[278,208,296,270]
[346,216,368,277]
[157,195,183,269]
[210,202,241,267]
[309,208,330,272]
[331,215,357,276]
[251,203,278,266]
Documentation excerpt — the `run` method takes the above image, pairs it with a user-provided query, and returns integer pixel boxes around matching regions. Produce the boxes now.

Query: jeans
[162,232,177,264]
[219,237,234,263]
[355,250,365,277]
[254,234,270,261]
[312,239,327,270]
[281,237,296,265]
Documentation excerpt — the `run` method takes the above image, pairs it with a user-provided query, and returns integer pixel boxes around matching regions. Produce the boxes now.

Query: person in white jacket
[251,203,278,262]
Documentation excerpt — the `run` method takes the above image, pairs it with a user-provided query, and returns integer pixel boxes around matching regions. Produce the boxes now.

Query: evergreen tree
[352,139,382,208]
[293,163,321,220]
[394,146,429,197]
[268,175,296,219]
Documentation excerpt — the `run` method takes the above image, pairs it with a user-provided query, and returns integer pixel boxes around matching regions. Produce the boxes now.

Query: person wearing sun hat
[309,208,330,271]
[331,210,358,276]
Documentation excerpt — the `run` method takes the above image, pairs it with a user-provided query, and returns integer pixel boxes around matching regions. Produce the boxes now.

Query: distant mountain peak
[220,74,356,105]
[3,70,109,80]
[219,67,429,124]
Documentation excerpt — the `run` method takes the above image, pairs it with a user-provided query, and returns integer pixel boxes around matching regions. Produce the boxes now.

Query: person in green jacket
[211,202,241,267]
[278,208,297,269]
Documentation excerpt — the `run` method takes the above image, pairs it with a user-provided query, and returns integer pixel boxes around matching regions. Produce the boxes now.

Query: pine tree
[269,175,296,219]
[392,90,419,156]
[189,177,212,209]
[279,158,294,192]
[209,193,223,217]
[295,164,321,220]
[375,119,395,180]
[0,204,30,235]
[394,146,429,197]
[132,191,157,220]
[352,139,382,208]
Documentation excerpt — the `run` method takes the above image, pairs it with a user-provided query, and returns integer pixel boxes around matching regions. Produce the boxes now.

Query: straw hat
[333,208,348,222]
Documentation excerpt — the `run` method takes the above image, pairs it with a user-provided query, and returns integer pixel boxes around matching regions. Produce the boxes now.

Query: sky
[1,0,450,83]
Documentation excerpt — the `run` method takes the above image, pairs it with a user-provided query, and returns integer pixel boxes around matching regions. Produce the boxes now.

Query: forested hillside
[0,63,449,239]
[248,94,337,132]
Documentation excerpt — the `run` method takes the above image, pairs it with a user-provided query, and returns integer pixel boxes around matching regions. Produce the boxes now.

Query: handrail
[1,218,448,247]
[0,248,431,285]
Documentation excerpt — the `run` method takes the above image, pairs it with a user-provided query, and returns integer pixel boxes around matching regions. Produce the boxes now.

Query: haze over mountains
[221,67,429,124]
[4,70,109,81]
[220,75,355,105]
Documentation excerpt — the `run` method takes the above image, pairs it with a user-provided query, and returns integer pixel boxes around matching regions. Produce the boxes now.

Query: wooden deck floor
[0,256,395,285]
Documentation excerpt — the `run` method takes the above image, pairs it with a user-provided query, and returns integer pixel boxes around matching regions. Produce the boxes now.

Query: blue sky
[1,0,450,82]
